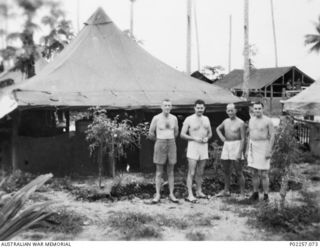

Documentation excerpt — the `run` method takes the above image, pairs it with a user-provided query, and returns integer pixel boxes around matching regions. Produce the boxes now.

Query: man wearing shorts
[246,101,275,202]
[181,99,212,203]
[216,103,245,197]
[149,99,179,203]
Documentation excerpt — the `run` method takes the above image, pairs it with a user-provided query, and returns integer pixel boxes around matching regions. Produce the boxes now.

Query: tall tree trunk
[270,0,278,67]
[193,0,200,71]
[242,0,250,100]
[186,0,192,74]
[228,15,232,73]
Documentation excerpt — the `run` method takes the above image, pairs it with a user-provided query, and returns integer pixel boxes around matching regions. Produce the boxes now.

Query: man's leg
[195,159,207,197]
[167,163,178,201]
[221,160,232,194]
[187,159,197,201]
[249,168,260,201]
[234,160,245,195]
[153,164,164,202]
[261,170,269,194]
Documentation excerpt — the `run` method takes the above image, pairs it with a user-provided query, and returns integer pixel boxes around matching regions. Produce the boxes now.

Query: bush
[255,191,320,240]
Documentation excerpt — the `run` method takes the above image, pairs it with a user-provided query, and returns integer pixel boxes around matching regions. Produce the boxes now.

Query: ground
[13,162,320,241]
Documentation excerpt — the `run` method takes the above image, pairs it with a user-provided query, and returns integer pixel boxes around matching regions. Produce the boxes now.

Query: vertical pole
[186,0,192,74]
[228,15,232,73]
[193,0,200,71]
[65,111,70,133]
[130,0,135,38]
[76,0,80,33]
[11,110,20,172]
[270,0,278,67]
[270,85,273,114]
[242,0,250,100]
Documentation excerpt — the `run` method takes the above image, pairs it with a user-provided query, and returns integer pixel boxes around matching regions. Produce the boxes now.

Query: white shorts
[187,141,208,160]
[247,140,271,170]
[221,140,244,160]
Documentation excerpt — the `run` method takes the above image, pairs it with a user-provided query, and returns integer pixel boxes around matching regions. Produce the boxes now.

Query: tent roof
[215,66,314,90]
[1,7,246,116]
[283,81,320,115]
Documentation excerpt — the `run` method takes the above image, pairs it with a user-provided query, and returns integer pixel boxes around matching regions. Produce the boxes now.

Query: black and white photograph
[0,0,319,244]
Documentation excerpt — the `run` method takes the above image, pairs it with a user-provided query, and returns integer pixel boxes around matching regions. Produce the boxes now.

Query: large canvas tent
[283,81,320,115]
[0,7,249,175]
[0,7,246,118]
[283,81,320,157]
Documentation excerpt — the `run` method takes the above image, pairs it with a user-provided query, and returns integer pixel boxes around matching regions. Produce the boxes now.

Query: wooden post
[108,136,116,178]
[270,84,273,114]
[264,87,267,98]
[282,75,285,98]
[65,111,70,132]
[292,68,295,85]
[98,145,103,188]
[11,111,20,172]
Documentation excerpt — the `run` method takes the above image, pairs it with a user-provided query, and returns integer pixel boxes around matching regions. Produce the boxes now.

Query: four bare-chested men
[149,99,274,203]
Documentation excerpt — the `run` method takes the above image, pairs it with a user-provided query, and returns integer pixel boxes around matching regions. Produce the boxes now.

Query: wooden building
[215,66,314,115]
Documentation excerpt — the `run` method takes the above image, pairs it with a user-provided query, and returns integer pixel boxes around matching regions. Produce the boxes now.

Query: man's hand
[202,137,208,143]
[236,152,242,161]
[194,137,203,143]
[265,150,272,160]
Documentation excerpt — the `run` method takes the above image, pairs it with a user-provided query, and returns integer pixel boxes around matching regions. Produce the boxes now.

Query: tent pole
[11,110,20,172]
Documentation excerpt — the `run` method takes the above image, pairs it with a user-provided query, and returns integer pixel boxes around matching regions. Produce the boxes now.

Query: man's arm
[148,117,157,140]
[174,117,179,138]
[180,119,201,142]
[245,120,251,158]
[238,122,245,160]
[206,118,213,140]
[216,121,226,142]
[266,119,275,159]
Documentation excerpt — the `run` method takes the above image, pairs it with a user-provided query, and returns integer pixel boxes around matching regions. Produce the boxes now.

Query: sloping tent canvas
[0,7,245,118]
[283,81,320,115]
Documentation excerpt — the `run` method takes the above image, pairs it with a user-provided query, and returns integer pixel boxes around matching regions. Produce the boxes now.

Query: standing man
[246,101,275,202]
[216,103,245,197]
[181,99,212,203]
[149,99,179,203]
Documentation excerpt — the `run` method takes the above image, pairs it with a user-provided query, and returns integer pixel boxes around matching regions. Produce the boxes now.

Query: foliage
[85,107,149,159]
[200,65,225,81]
[0,169,36,193]
[271,116,305,207]
[0,0,73,76]
[0,174,53,240]
[256,191,320,240]
[305,15,320,53]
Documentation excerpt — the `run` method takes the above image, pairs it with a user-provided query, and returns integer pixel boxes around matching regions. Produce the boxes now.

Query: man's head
[226,103,237,119]
[253,101,264,118]
[161,99,172,115]
[194,99,205,116]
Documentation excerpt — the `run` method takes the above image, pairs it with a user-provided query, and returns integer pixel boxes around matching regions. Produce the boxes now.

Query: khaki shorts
[153,139,177,165]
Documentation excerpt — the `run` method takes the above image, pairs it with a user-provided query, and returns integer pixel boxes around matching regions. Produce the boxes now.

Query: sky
[3,0,320,80]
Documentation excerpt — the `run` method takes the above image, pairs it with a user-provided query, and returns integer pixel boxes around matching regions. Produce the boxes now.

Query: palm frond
[0,173,53,240]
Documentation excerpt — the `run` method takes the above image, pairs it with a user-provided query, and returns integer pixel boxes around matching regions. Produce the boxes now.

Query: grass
[107,211,219,240]
[253,191,320,240]
[31,208,86,236]
[186,230,206,241]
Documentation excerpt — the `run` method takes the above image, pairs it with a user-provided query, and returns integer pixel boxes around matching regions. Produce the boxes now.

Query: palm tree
[305,16,320,53]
